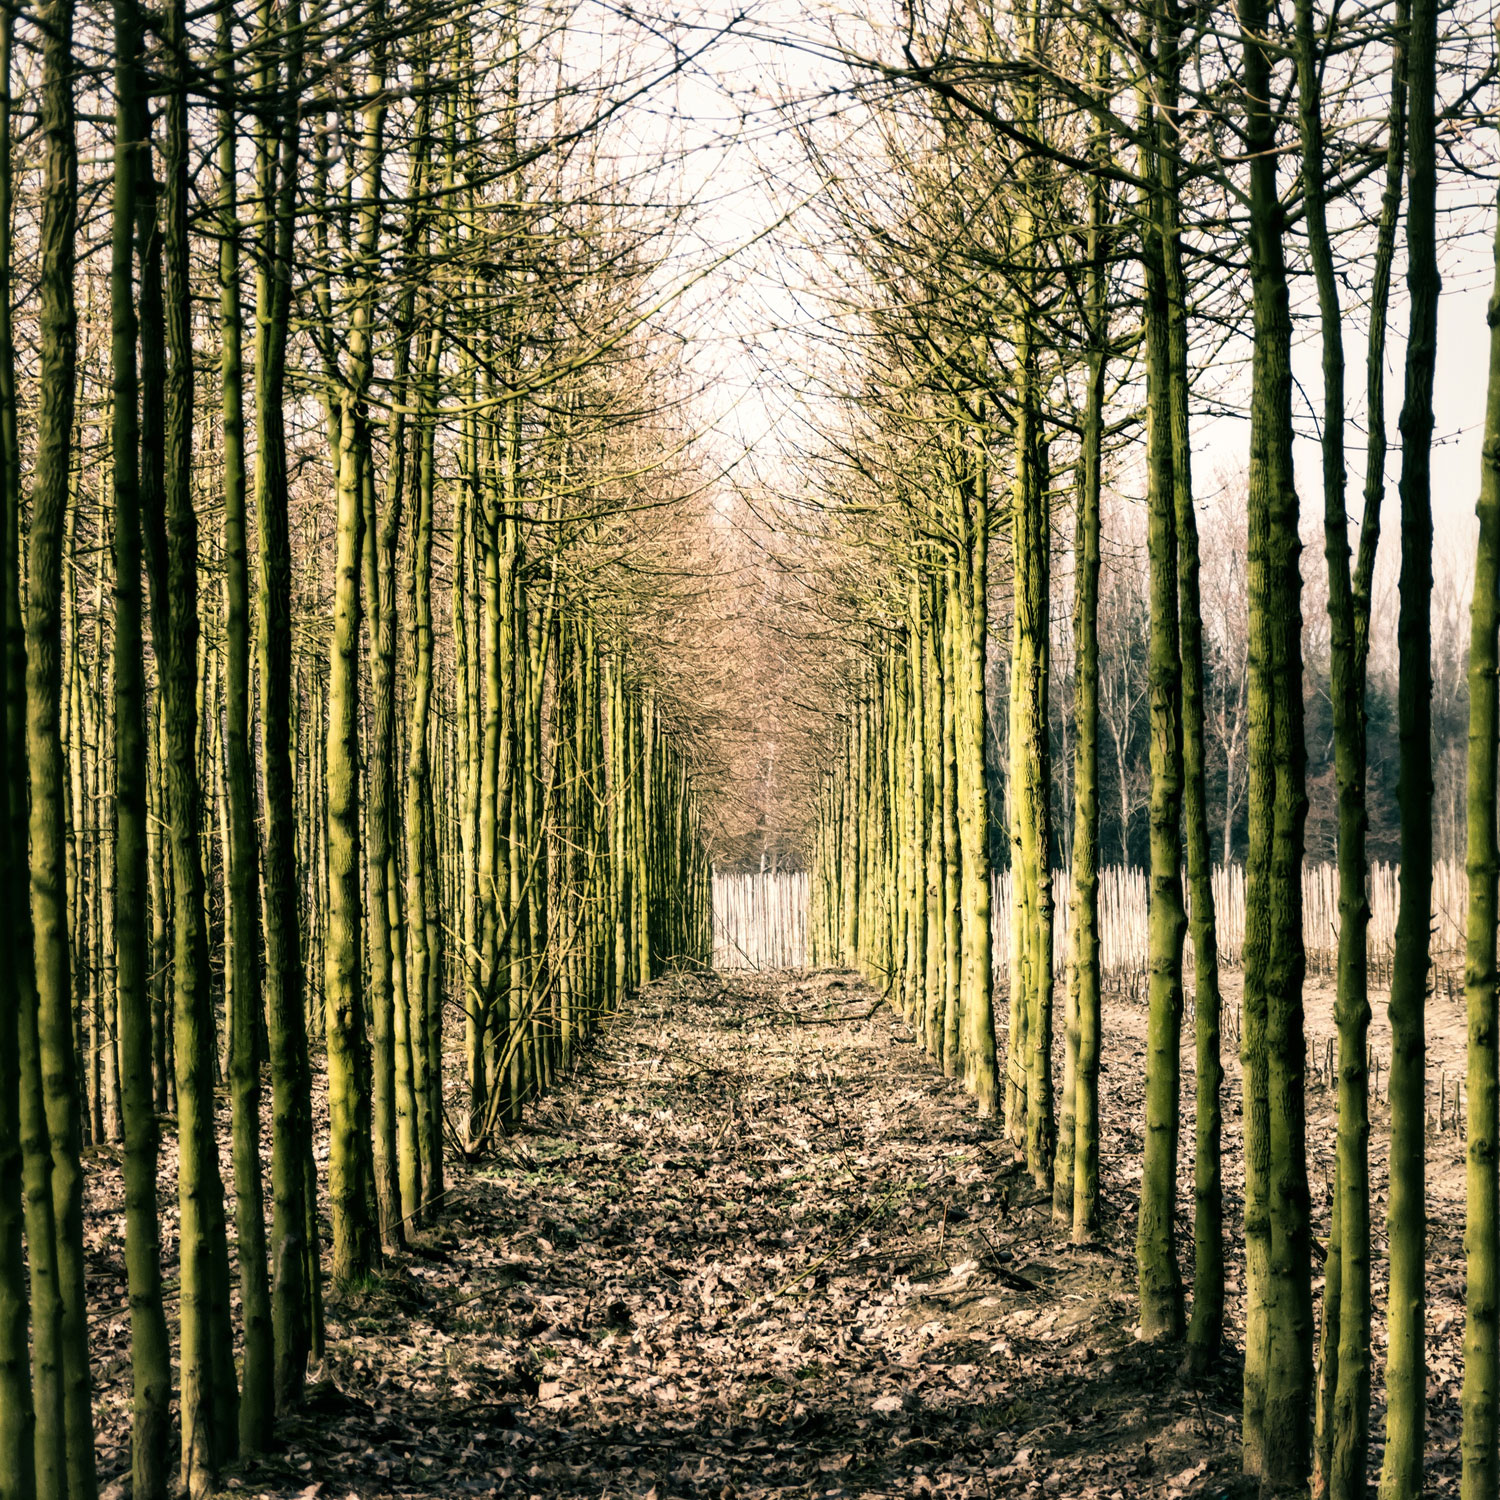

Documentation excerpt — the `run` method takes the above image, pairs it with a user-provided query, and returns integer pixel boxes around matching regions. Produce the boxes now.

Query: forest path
[237,970,1245,1500]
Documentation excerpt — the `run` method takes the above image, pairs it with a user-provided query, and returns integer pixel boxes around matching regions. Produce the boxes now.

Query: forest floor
[82,965,1473,1499]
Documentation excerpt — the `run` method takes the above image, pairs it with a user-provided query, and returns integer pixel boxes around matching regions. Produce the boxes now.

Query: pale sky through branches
[644,0,1497,573]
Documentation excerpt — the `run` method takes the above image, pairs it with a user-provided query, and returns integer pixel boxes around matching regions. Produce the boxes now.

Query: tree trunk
[1239,0,1313,1478]
[27,0,98,1488]
[252,0,316,1406]
[1380,0,1438,1484]
[1460,146,1500,1500]
[111,4,172,1489]
[217,0,273,1446]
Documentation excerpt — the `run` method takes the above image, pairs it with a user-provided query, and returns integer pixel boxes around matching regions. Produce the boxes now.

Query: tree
[1461,124,1500,1500]
[110,1,172,1489]
[1237,0,1313,1478]
[1380,0,1439,1486]
[26,0,99,1490]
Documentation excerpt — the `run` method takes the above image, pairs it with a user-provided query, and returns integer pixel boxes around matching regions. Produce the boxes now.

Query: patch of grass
[969,1395,1034,1433]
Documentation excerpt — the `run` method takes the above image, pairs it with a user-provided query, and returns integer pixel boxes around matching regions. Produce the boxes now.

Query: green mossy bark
[1379,0,1438,1487]
[110,5,172,1489]
[1460,157,1500,1500]
[28,1,98,1490]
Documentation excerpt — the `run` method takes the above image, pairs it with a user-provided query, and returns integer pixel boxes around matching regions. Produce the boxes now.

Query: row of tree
[0,2,714,1499]
[794,0,1497,1494]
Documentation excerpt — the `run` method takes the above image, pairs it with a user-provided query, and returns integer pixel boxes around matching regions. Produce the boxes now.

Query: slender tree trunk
[1304,7,1403,1492]
[1157,34,1224,1372]
[1069,44,1107,1242]
[1239,0,1313,1478]
[217,0,274,1446]
[141,0,240,1475]
[111,6,172,1491]
[1380,0,1438,1484]
[360,400,404,1250]
[325,28,389,1281]
[252,0,315,1405]
[0,1,36,1489]
[1460,149,1500,1500]
[408,309,442,1218]
[1136,90,1187,1338]
[27,0,98,1489]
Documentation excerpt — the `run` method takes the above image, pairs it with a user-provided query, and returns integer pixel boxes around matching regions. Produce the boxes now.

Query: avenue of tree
[5,0,1500,1499]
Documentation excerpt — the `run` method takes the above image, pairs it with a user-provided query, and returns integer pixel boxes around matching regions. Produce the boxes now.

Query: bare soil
[80,966,1470,1498]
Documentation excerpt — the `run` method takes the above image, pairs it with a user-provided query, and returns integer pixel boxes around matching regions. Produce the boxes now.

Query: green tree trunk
[1460,150,1500,1500]
[0,0,34,1486]
[140,0,240,1472]
[1068,58,1107,1239]
[407,310,443,1217]
[324,31,389,1282]
[1239,0,1313,1478]
[27,0,98,1488]
[252,0,316,1406]
[110,4,172,1489]
[1136,122,1187,1338]
[1008,407,1050,1163]
[1380,0,1438,1484]
[360,397,404,1250]
[217,0,273,1445]
[1303,6,1403,1491]
[1154,34,1225,1370]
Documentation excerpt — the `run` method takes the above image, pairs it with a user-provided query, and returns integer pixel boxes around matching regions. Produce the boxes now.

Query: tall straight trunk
[1301,0,1349,1452]
[1011,41,1049,1172]
[1306,7,1403,1493]
[1461,154,1500,1500]
[63,554,87,1155]
[1069,49,1107,1240]
[937,591,959,1078]
[843,692,859,967]
[142,0,239,1475]
[1380,0,1437,1485]
[381,373,418,1215]
[1003,66,1046,1153]
[324,405,371,1281]
[147,697,169,1112]
[1009,413,1050,1160]
[407,310,442,1217]
[111,5,171,1491]
[0,674,27,1500]
[0,733,28,1500]
[27,0,97,1490]
[360,404,403,1250]
[922,593,944,1060]
[325,29,389,1281]
[456,433,484,1123]
[0,0,35,1488]
[1136,107,1187,1338]
[252,0,315,1405]
[631,685,651,987]
[1239,0,1313,1478]
[475,402,508,1117]
[903,621,922,1026]
[218,0,273,1447]
[365,138,430,1212]
[1154,29,1224,1369]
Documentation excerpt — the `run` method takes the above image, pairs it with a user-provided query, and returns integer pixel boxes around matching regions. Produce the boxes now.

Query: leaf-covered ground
[84,966,1472,1498]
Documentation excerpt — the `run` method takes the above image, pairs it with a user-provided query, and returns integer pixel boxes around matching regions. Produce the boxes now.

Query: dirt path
[209,970,1246,1500]
[84,965,1474,1497]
